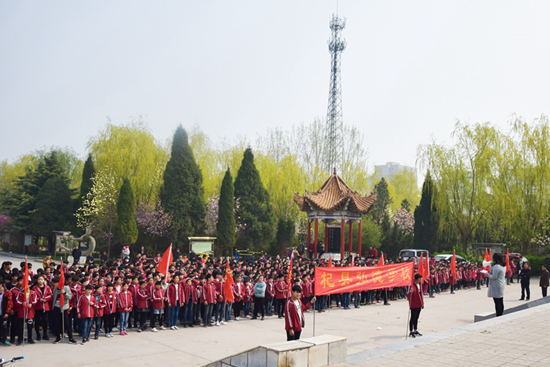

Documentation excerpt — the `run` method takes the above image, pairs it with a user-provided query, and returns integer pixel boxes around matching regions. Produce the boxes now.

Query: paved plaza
[0,252,546,367]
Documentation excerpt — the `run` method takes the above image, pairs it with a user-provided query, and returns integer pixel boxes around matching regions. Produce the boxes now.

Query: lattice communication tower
[325,14,346,173]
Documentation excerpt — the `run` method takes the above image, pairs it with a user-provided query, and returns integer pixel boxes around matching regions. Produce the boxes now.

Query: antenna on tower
[325,13,346,174]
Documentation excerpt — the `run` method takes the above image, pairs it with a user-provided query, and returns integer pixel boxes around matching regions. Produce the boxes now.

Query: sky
[1,1,550,175]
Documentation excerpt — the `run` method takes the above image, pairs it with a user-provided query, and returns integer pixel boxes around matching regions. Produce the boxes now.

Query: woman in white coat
[483,253,506,316]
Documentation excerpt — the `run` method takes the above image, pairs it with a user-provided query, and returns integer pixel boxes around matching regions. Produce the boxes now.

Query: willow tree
[490,116,550,254]
[419,122,496,252]
[87,118,169,204]
[387,169,420,214]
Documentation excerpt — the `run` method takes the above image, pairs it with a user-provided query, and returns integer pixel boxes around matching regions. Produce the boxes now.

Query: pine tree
[32,176,74,240]
[160,126,206,246]
[216,168,236,256]
[414,171,439,253]
[371,177,393,225]
[78,155,96,206]
[234,148,275,251]
[275,217,295,254]
[115,178,138,250]
[2,151,66,233]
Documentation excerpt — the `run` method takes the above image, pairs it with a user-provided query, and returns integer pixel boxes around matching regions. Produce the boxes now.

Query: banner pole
[313,299,316,337]
[61,256,65,343]
[406,308,410,340]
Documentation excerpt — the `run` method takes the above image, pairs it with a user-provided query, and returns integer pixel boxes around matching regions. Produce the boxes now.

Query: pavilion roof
[294,173,376,214]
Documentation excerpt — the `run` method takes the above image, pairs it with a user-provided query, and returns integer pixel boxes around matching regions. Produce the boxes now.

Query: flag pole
[313,299,316,337]
[23,256,27,347]
[61,256,65,343]
[405,308,411,340]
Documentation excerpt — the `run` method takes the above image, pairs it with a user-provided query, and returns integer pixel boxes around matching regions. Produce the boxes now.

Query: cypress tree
[370,177,393,225]
[115,178,138,250]
[32,175,74,252]
[79,154,96,205]
[160,126,206,246]
[234,148,275,251]
[275,217,295,254]
[216,168,236,256]
[414,171,439,253]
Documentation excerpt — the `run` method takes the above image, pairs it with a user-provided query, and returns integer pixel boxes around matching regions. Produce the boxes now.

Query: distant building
[375,162,416,180]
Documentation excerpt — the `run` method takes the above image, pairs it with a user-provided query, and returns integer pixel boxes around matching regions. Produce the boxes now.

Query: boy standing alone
[284,285,315,341]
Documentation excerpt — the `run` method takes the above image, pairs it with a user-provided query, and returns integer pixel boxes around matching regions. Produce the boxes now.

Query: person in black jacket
[71,246,82,265]
[519,262,531,301]
[540,264,549,297]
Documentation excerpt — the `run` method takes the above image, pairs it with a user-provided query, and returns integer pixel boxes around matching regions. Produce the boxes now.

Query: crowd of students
[0,251,528,346]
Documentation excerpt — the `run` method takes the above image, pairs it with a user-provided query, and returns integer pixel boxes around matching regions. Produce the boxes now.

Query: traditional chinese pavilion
[294,172,376,261]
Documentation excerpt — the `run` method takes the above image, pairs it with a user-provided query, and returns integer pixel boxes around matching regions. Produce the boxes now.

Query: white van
[399,249,429,264]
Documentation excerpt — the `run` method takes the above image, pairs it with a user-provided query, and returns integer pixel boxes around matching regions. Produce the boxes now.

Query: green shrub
[525,255,545,276]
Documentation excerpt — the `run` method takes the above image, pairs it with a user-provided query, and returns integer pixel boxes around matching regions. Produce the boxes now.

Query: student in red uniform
[167,274,183,330]
[15,281,37,345]
[0,281,13,346]
[150,281,166,332]
[32,274,52,341]
[284,285,316,341]
[117,282,133,335]
[407,273,424,338]
[275,274,288,318]
[265,276,275,316]
[242,278,252,318]
[181,277,197,328]
[201,274,217,327]
[136,280,150,332]
[77,285,96,343]
[213,271,225,326]
[103,283,117,338]
[92,285,106,340]
[129,276,139,329]
[232,275,244,320]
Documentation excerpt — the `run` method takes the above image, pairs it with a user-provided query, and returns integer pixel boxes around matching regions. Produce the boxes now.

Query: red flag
[450,251,457,279]
[506,250,510,273]
[158,244,173,281]
[328,255,333,267]
[22,258,29,305]
[378,252,384,266]
[223,261,234,302]
[483,249,492,271]
[58,257,65,308]
[418,253,424,278]
[287,259,293,297]
[423,253,430,280]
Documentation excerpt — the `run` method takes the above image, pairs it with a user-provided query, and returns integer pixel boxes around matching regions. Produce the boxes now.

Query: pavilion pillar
[340,217,345,261]
[307,219,311,258]
[348,220,353,255]
[324,221,329,254]
[314,218,319,259]
[358,219,363,259]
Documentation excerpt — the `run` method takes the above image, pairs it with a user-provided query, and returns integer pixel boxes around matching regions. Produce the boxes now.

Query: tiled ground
[338,303,550,367]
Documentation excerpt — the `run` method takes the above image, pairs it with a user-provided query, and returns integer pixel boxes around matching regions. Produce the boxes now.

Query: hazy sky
[1,1,549,173]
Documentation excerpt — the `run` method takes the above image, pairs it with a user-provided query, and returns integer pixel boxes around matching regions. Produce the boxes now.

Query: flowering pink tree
[205,195,244,235]
[391,208,414,236]
[0,215,9,231]
[205,195,219,235]
[135,201,172,238]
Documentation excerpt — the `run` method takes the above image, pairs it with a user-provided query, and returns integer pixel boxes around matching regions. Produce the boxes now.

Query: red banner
[314,262,415,296]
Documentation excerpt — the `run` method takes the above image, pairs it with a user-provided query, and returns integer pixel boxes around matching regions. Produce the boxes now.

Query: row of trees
[0,117,420,257]
[14,115,550,258]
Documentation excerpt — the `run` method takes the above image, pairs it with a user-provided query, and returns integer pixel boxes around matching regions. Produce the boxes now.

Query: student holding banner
[284,285,316,341]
